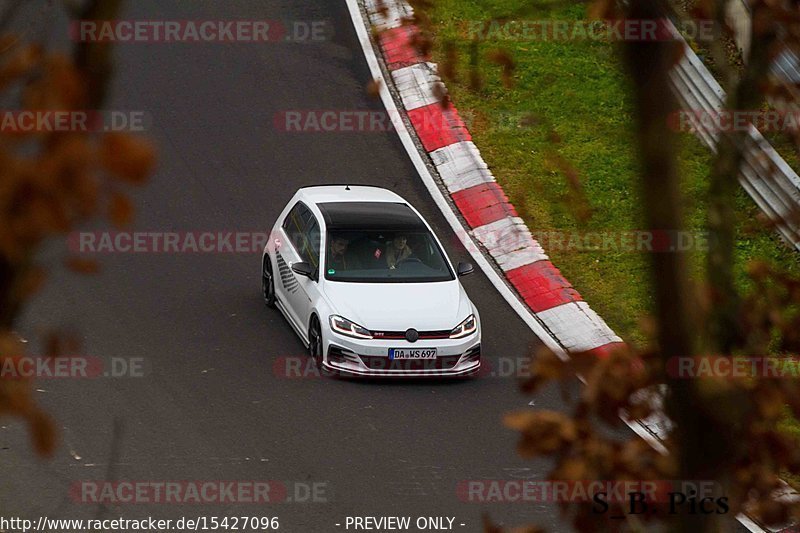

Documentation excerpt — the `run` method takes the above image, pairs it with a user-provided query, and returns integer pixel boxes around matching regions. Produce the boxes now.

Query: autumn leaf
[108,192,134,228]
[0,43,42,92]
[64,256,100,275]
[100,133,157,184]
[28,409,57,457]
[587,0,616,20]
[432,82,450,109]
[486,49,515,89]
[441,41,458,82]
[366,78,382,99]
[12,266,46,302]
[408,30,433,58]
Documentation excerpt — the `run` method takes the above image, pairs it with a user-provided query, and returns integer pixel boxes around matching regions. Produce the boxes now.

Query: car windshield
[324,229,454,282]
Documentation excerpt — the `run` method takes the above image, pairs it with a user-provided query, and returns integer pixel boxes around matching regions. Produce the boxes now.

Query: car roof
[317,201,426,231]
[298,185,405,205]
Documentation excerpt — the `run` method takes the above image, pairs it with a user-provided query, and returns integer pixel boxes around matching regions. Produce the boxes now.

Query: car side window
[282,203,310,250]
[305,219,320,266]
[282,202,320,270]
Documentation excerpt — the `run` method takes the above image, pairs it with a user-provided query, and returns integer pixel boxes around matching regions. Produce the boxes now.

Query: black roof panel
[318,202,426,231]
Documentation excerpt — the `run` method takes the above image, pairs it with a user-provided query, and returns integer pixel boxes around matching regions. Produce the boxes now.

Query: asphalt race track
[3,1,750,532]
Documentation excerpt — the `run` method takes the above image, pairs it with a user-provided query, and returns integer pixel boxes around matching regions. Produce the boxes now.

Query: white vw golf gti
[261,185,481,377]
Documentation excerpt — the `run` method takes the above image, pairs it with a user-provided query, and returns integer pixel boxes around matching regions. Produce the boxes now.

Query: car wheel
[308,315,324,370]
[262,256,276,308]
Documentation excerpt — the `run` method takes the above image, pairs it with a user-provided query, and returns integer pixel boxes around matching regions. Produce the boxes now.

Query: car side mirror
[291,261,315,279]
[457,262,474,277]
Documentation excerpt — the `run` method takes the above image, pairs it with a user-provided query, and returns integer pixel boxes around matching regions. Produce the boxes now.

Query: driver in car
[328,236,351,271]
[386,234,413,269]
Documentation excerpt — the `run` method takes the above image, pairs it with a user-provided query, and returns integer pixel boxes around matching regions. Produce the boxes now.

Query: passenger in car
[386,234,413,269]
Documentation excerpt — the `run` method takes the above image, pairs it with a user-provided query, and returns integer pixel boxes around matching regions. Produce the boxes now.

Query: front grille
[358,354,462,371]
[370,330,451,340]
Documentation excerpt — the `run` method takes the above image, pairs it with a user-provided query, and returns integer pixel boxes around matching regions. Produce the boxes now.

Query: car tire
[308,315,324,371]
[262,256,276,308]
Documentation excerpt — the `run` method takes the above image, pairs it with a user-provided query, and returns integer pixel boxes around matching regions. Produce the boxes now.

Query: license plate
[389,348,437,360]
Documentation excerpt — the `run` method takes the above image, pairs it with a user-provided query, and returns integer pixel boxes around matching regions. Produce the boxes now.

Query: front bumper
[321,332,481,377]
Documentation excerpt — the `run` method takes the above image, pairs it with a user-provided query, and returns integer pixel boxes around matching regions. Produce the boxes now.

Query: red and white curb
[364,0,624,360]
[347,1,772,530]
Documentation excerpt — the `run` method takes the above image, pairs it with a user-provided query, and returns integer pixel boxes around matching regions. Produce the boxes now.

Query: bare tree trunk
[705,0,777,354]
[622,1,725,530]
[0,257,18,329]
[73,0,123,108]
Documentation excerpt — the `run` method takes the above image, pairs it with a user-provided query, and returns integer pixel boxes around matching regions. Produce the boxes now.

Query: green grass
[420,0,800,348]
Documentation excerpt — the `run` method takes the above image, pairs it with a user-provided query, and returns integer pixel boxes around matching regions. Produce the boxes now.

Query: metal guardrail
[668,41,800,251]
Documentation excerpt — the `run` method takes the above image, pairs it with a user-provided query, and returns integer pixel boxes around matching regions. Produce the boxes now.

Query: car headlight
[329,315,373,339]
[449,314,477,339]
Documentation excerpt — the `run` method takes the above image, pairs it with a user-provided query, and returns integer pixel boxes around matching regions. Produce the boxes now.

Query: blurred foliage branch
[0,0,155,457]
[499,0,800,531]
